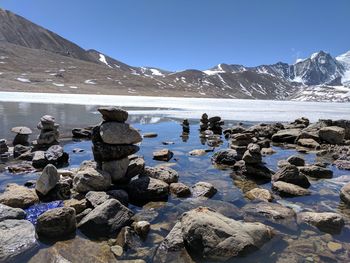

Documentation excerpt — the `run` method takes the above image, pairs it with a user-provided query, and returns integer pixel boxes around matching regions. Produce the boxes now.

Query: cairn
[182,119,190,133]
[199,113,209,131]
[209,116,224,134]
[92,107,142,183]
[11,126,32,146]
[34,115,60,149]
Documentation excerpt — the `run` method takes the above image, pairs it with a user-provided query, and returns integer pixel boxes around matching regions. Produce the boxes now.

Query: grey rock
[272,181,310,197]
[0,204,26,221]
[141,166,179,184]
[245,188,273,202]
[170,182,191,197]
[271,129,301,143]
[297,212,344,234]
[298,165,333,178]
[98,107,128,122]
[0,183,39,208]
[100,122,142,144]
[212,149,238,165]
[102,158,130,183]
[153,149,174,161]
[340,183,350,205]
[86,191,111,207]
[35,164,60,195]
[319,126,345,144]
[107,189,129,206]
[192,182,217,198]
[11,126,32,135]
[272,164,310,188]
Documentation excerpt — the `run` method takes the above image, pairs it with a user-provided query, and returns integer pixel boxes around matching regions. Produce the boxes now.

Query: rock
[13,144,31,158]
[0,139,9,154]
[64,199,87,214]
[271,129,301,143]
[242,146,262,164]
[298,165,333,179]
[334,159,350,170]
[44,145,69,167]
[297,212,344,234]
[98,107,128,122]
[78,199,133,237]
[192,182,217,198]
[133,221,150,238]
[244,164,273,179]
[261,147,276,155]
[0,204,26,221]
[111,245,124,257]
[32,150,47,168]
[0,184,39,208]
[35,164,60,195]
[230,133,254,146]
[340,183,350,205]
[297,138,320,148]
[319,126,345,144]
[0,220,38,262]
[128,177,169,204]
[180,207,273,261]
[124,157,145,182]
[212,149,238,165]
[72,127,92,138]
[143,132,158,138]
[153,149,174,161]
[76,208,92,223]
[107,190,129,206]
[40,180,71,201]
[73,161,111,193]
[11,126,32,135]
[102,158,130,182]
[93,142,139,162]
[272,165,310,188]
[36,207,76,239]
[37,130,59,145]
[272,181,310,197]
[170,183,191,197]
[189,149,207,156]
[327,241,342,253]
[141,166,179,184]
[287,155,305,166]
[245,188,272,202]
[86,191,111,207]
[100,122,142,144]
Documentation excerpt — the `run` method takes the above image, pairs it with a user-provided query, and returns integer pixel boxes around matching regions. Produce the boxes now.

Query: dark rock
[44,145,69,167]
[0,204,26,221]
[271,129,301,143]
[169,183,191,197]
[287,155,305,166]
[98,107,128,122]
[153,149,174,162]
[141,166,179,184]
[92,142,139,162]
[272,165,310,188]
[72,127,92,138]
[319,126,345,144]
[298,165,333,179]
[340,183,350,205]
[212,149,238,165]
[191,182,217,198]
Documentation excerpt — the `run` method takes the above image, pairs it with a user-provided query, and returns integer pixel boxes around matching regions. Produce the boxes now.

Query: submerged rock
[297,212,344,234]
[272,165,310,188]
[272,181,310,197]
[212,149,238,165]
[245,188,273,202]
[298,165,333,179]
[153,149,174,161]
[191,182,217,198]
[170,182,191,197]
[141,166,179,184]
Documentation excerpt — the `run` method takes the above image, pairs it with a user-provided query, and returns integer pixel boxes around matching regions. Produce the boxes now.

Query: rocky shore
[1,108,350,262]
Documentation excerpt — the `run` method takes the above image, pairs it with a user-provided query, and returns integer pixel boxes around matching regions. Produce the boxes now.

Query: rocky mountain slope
[0,8,349,101]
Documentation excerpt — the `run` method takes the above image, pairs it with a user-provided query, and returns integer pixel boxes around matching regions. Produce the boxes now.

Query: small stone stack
[0,139,9,161]
[199,113,209,131]
[92,107,142,183]
[35,115,60,149]
[11,126,32,146]
[182,119,190,133]
[209,116,224,134]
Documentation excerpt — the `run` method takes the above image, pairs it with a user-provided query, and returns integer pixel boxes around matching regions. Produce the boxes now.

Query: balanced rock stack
[35,115,60,149]
[11,126,32,146]
[92,107,142,183]
[208,116,224,134]
[182,119,190,133]
[199,113,209,131]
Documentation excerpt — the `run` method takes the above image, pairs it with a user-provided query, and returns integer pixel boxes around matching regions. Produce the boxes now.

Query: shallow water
[1,101,350,262]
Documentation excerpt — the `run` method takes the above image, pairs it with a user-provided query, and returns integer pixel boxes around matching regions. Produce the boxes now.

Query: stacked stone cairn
[92,107,142,183]
[34,115,60,149]
[11,126,32,146]
[199,113,209,131]
[0,139,9,160]
[180,119,190,142]
[209,116,224,134]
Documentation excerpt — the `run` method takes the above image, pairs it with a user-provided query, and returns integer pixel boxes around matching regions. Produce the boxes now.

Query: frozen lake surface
[0,91,349,122]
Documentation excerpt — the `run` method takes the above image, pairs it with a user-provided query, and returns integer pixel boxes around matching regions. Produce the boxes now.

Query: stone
[40,180,71,201]
[271,129,301,143]
[180,207,273,261]
[44,145,69,166]
[78,199,134,237]
[153,149,174,161]
[0,204,26,221]
[327,241,342,252]
[340,183,350,205]
[76,208,92,223]
[0,184,39,208]
[107,190,129,206]
[98,107,128,122]
[127,177,169,204]
[35,164,60,195]
[0,139,9,154]
[272,181,310,197]
[230,133,254,146]
[102,158,130,182]
[72,127,92,138]
[319,126,345,144]
[133,221,151,238]
[86,191,111,207]
[124,157,145,182]
[287,155,305,167]
[192,182,217,198]
[0,220,38,262]
[73,161,111,193]
[36,207,76,239]
[64,199,87,214]
[272,165,310,188]
[245,188,273,202]
[32,151,47,168]
[100,122,142,144]
[261,147,276,155]
[212,149,238,165]
[13,144,31,158]
[37,130,59,145]
[170,182,191,197]
[111,245,124,257]
[141,166,179,184]
[244,163,273,179]
[242,148,262,164]
[189,149,207,156]
[297,212,344,234]
[13,134,30,146]
[11,126,32,135]
[143,132,158,138]
[297,138,320,148]
[299,165,333,179]
[93,142,139,162]
[334,160,350,170]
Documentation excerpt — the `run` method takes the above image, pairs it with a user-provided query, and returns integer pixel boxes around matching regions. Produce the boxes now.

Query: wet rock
[0,139,9,154]
[64,198,87,214]
[272,181,310,197]
[297,138,320,149]
[0,219,38,262]
[143,132,158,138]
[191,182,217,198]
[123,156,145,183]
[189,149,207,156]
[340,182,350,205]
[7,161,35,174]
[245,188,273,202]
[92,142,139,162]
[98,107,128,122]
[0,184,39,208]
[230,133,254,146]
[0,204,26,221]
[272,165,310,188]
[153,149,174,161]
[319,126,345,144]
[287,155,305,167]
[127,177,169,204]
[141,166,179,184]
[212,149,238,165]
[35,164,59,195]
[107,190,129,206]
[44,145,69,167]
[244,163,273,179]
[86,191,111,207]
[72,127,92,138]
[133,220,151,238]
[32,151,47,168]
[100,122,142,144]
[111,245,124,257]
[13,144,31,158]
[78,199,133,237]
[271,129,301,143]
[170,182,191,197]
[298,165,333,179]
[242,144,262,164]
[261,147,276,155]
[181,207,273,261]
[102,157,130,182]
[36,207,76,239]
[297,212,344,234]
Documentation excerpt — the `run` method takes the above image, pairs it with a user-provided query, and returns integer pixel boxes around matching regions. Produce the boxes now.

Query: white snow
[69,86,78,89]
[16,78,31,83]
[149,68,164,76]
[311,52,320,60]
[336,50,350,85]
[52,83,65,87]
[2,92,348,122]
[203,64,226,75]
[99,54,112,68]
[84,79,96,85]
[295,58,306,63]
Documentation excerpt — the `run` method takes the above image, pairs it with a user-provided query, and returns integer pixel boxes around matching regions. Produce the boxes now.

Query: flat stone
[297,138,320,148]
[11,126,32,135]
[169,182,191,197]
[272,129,301,143]
[0,184,39,208]
[298,165,333,179]
[98,107,128,122]
[297,212,344,234]
[189,149,207,156]
[100,122,142,144]
[0,204,26,221]
[63,199,87,214]
[245,188,273,202]
[192,182,217,198]
[143,132,158,138]
[272,181,310,197]
[153,149,174,161]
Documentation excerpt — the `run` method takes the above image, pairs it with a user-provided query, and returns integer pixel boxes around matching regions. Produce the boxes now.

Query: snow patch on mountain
[336,51,350,86]
[99,54,112,68]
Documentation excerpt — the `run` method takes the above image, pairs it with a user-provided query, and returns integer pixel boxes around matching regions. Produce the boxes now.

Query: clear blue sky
[1,0,349,71]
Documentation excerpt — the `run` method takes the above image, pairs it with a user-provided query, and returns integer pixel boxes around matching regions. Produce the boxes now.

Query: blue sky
[1,0,349,71]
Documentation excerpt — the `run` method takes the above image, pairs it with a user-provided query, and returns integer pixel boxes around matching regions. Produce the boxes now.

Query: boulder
[141,166,179,184]
[153,149,174,161]
[32,151,47,168]
[86,191,111,207]
[244,164,273,179]
[297,138,320,149]
[319,126,345,144]
[107,189,129,206]
[242,149,262,164]
[64,199,87,214]
[44,145,69,167]
[191,182,217,198]
[340,183,350,205]
[170,183,191,197]
[298,165,333,179]
[78,199,133,237]
[0,184,39,208]
[35,164,60,195]
[100,122,142,144]
[180,207,273,261]
[230,133,254,146]
[36,207,76,239]
[0,204,26,221]
[0,220,38,262]
[245,188,273,202]
[212,149,238,165]
[102,157,130,182]
[92,142,139,162]
[272,181,310,197]
[272,165,310,188]
[287,155,305,167]
[271,129,301,143]
[98,107,128,122]
[297,212,344,234]
[124,157,145,183]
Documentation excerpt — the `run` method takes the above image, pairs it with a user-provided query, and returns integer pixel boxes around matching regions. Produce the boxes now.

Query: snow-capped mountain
[0,8,349,101]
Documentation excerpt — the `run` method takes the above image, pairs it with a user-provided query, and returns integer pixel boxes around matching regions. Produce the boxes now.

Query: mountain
[0,8,349,101]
